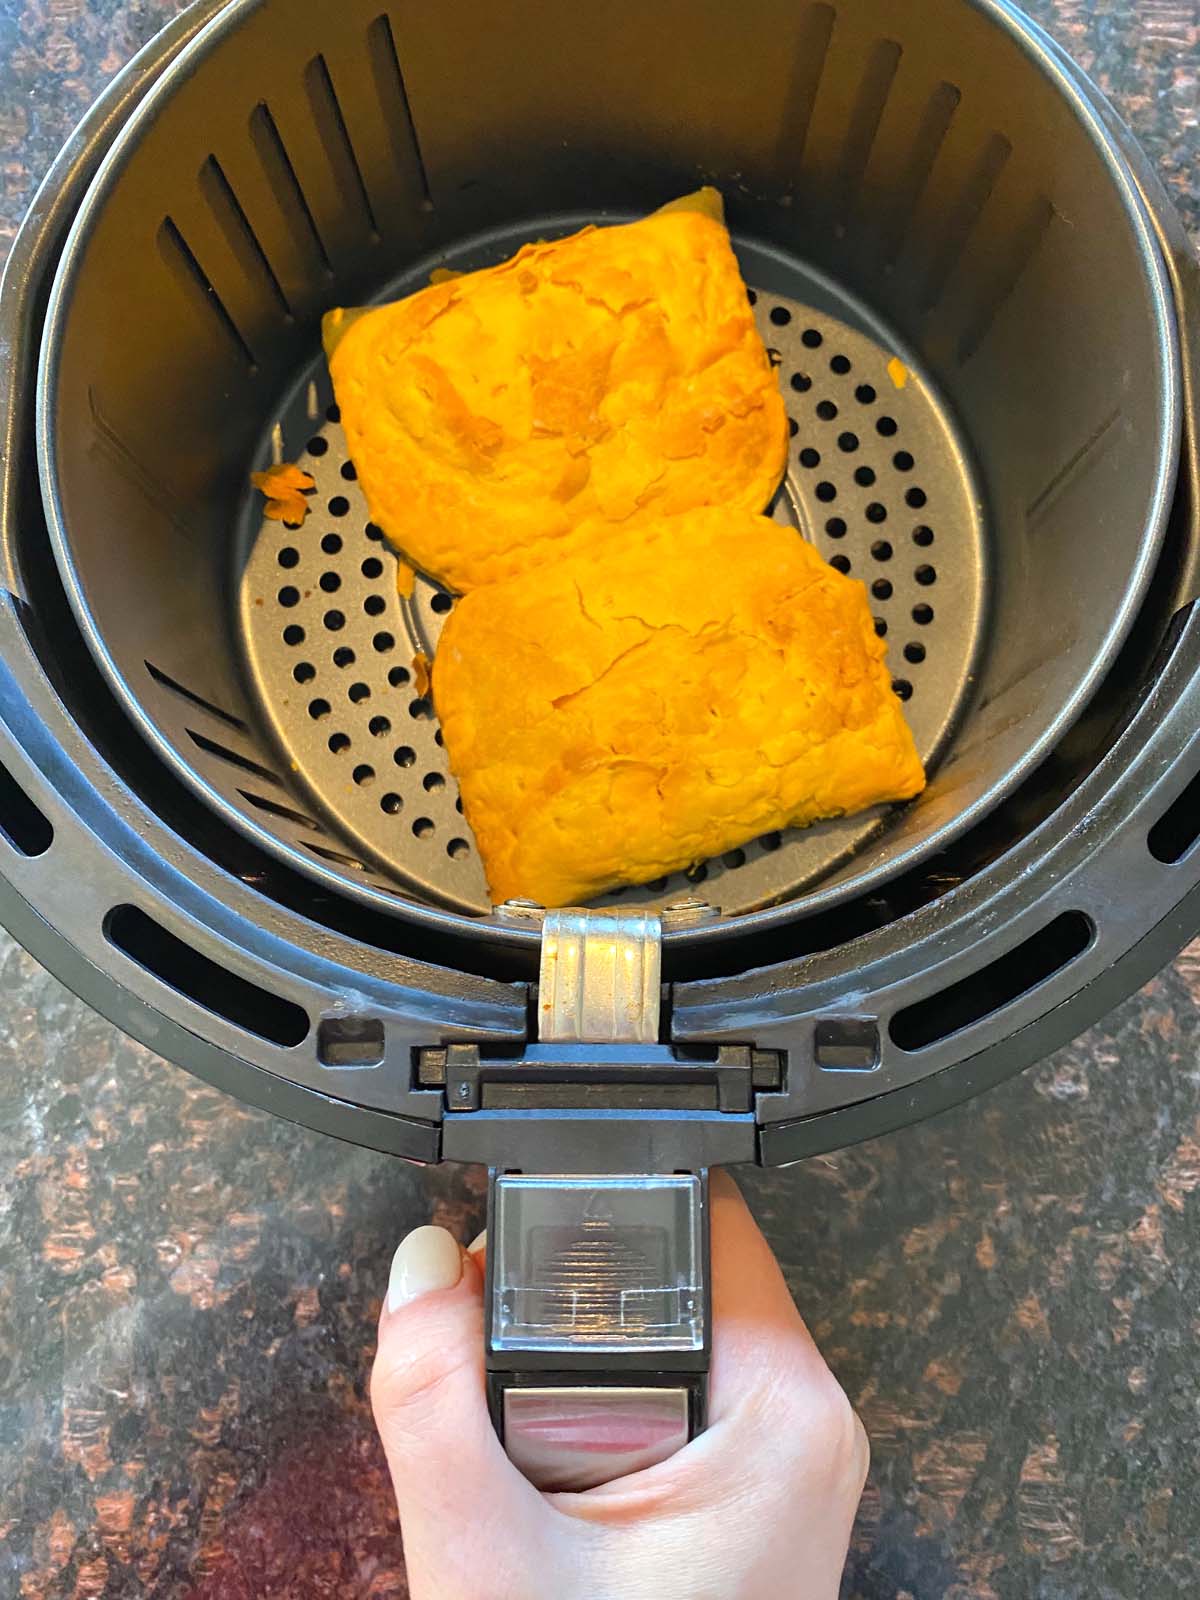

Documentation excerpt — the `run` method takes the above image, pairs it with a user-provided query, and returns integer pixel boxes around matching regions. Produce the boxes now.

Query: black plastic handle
[483,1170,711,1492]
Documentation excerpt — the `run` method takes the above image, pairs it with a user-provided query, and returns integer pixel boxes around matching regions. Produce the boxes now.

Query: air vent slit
[307,842,368,870]
[368,12,434,210]
[198,154,293,319]
[957,195,1056,364]
[890,911,1093,1052]
[836,39,903,227]
[248,102,334,275]
[1148,768,1200,865]
[186,727,285,787]
[919,131,1012,313]
[0,758,53,857]
[105,904,308,1047]
[144,660,247,732]
[237,789,326,832]
[304,53,380,239]
[773,2,837,182]
[157,216,257,371]
[881,81,960,266]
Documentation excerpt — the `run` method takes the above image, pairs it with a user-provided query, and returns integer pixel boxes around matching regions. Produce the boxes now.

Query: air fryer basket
[0,0,1197,1179]
[38,0,1180,945]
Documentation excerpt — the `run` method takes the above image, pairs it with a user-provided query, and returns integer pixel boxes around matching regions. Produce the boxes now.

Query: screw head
[661,898,720,928]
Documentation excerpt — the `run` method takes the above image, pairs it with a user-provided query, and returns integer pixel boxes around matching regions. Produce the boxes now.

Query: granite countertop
[1,2,1199,1595]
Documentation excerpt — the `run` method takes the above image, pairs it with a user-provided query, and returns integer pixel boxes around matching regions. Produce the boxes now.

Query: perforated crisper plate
[238,232,986,918]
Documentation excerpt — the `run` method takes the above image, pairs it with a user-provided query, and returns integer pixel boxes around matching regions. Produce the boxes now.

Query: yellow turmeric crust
[434,510,927,907]
[324,196,787,593]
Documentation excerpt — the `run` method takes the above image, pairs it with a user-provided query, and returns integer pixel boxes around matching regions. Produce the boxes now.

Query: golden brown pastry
[434,510,926,907]
[324,191,787,593]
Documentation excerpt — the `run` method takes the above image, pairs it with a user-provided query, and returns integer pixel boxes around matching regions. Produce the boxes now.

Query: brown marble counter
[1,2,1199,1595]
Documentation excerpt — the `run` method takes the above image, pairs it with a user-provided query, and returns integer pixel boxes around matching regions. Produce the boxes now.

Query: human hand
[371,1172,869,1600]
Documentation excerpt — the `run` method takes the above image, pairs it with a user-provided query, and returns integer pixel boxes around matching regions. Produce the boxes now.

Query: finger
[556,1171,867,1523]
[709,1173,869,1509]
[371,1225,542,1570]
[707,1169,834,1419]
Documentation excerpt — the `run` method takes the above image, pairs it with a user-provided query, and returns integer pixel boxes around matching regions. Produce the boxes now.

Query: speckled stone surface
[0,2,1198,1595]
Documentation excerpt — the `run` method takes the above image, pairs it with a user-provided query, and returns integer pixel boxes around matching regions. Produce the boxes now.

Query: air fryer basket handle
[475,912,710,1490]
[483,1168,711,1492]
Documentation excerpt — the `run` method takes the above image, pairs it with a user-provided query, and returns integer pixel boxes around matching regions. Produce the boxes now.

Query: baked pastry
[324,190,787,592]
[433,509,926,906]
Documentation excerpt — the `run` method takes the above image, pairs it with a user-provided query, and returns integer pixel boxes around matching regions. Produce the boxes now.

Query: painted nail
[386,1225,463,1312]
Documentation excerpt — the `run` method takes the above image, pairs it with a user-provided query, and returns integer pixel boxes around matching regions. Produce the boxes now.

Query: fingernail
[386,1225,463,1312]
[467,1228,487,1256]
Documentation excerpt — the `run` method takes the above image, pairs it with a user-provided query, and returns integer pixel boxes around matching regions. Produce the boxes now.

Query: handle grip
[491,1376,703,1492]
[484,1171,711,1492]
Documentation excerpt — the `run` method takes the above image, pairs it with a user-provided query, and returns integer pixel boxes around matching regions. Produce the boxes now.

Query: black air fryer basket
[3,0,1199,1481]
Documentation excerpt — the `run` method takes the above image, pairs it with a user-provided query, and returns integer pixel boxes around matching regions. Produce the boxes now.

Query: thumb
[370,1225,542,1589]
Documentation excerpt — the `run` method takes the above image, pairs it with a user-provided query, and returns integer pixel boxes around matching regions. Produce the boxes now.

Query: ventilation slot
[0,758,53,857]
[198,155,293,319]
[307,842,367,870]
[957,194,1055,364]
[1148,769,1200,865]
[367,11,433,208]
[249,102,333,274]
[145,660,247,731]
[835,39,902,227]
[317,1015,385,1067]
[772,2,836,179]
[879,80,960,267]
[920,131,1011,312]
[890,911,1093,1052]
[237,789,325,832]
[105,905,308,1046]
[187,728,284,786]
[157,217,257,370]
[304,53,380,238]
